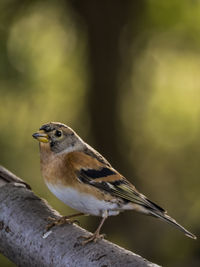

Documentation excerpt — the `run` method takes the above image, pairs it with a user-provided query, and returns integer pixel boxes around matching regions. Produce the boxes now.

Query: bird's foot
[79,232,106,245]
[46,216,79,231]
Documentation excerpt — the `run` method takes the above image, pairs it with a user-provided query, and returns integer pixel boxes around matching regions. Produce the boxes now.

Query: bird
[32,122,196,244]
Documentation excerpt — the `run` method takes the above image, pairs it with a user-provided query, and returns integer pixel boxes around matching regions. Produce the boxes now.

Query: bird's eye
[55,130,62,137]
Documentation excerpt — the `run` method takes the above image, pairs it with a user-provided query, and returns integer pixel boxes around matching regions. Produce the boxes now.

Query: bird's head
[32,122,84,154]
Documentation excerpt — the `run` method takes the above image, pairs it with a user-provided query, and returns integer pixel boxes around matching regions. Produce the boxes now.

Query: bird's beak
[32,130,49,143]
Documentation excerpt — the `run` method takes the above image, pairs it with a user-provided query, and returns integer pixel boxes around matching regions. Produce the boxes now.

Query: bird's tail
[130,190,197,239]
[148,207,196,240]
[107,177,196,239]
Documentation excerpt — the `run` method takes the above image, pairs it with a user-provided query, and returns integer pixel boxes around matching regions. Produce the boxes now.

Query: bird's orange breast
[40,149,119,203]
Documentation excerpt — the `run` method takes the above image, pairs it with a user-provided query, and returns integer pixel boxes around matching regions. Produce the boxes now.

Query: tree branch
[0,166,160,267]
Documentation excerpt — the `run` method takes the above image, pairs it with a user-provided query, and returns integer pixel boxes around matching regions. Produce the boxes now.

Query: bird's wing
[68,151,165,212]
[67,151,196,239]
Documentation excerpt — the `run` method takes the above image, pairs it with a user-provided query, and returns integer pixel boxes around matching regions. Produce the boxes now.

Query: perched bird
[32,122,196,244]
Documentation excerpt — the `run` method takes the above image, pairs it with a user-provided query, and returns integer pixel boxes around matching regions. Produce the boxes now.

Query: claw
[45,216,78,231]
[45,213,85,231]
[46,216,57,222]
[78,213,108,245]
[79,233,106,245]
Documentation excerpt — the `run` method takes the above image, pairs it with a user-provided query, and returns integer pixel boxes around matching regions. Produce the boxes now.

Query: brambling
[32,122,196,244]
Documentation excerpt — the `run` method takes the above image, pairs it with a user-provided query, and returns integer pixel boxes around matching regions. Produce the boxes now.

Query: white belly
[45,182,120,216]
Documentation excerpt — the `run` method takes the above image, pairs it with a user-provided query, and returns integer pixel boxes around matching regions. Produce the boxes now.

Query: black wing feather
[77,166,165,213]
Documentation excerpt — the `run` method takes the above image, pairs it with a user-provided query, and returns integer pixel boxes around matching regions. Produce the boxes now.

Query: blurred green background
[0,0,200,266]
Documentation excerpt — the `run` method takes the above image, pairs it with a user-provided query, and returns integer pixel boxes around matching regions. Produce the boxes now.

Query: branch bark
[0,166,160,267]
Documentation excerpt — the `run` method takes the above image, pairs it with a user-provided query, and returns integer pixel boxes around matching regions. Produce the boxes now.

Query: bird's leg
[46,212,86,231]
[81,211,108,245]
